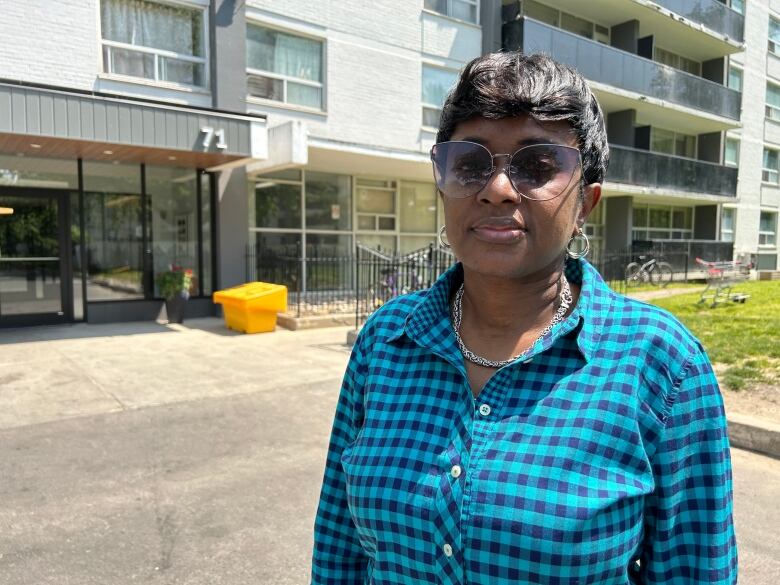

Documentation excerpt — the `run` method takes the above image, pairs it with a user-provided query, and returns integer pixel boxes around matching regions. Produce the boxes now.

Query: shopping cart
[695,257,751,307]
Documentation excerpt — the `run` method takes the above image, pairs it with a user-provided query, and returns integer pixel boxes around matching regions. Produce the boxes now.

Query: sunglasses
[430,140,582,200]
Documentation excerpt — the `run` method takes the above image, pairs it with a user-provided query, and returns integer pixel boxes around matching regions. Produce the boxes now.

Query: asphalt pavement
[0,319,777,584]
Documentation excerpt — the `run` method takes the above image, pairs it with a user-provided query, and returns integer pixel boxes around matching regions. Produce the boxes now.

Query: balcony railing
[608,144,737,197]
[504,18,741,120]
[654,0,744,43]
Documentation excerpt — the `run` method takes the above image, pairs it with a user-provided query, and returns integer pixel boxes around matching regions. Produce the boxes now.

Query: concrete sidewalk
[0,319,778,585]
[0,319,352,431]
[1,317,777,457]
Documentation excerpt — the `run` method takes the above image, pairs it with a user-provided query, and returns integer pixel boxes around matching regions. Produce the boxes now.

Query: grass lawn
[617,281,703,294]
[650,280,780,390]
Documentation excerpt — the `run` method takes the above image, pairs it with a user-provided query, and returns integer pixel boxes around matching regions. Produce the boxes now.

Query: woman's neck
[458,264,571,335]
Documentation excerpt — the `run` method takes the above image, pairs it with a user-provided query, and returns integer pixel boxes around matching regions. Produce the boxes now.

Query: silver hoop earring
[566,227,589,259]
[437,225,451,249]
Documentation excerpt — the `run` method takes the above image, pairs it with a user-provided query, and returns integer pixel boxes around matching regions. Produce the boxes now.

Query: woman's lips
[471,225,527,243]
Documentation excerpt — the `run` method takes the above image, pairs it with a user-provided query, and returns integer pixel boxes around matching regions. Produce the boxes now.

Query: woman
[311,52,737,585]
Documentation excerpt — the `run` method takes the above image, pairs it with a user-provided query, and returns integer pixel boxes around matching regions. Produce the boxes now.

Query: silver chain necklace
[451,276,572,369]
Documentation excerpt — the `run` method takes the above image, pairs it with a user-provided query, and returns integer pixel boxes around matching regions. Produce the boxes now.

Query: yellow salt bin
[212,282,288,333]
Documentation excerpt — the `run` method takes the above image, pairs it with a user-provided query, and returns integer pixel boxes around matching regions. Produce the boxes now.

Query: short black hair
[436,51,609,185]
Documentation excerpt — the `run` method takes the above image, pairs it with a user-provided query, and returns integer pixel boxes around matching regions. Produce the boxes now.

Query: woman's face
[441,115,601,281]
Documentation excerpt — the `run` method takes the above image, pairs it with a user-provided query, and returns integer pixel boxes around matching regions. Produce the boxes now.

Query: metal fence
[354,244,456,327]
[246,243,357,318]
[247,239,737,324]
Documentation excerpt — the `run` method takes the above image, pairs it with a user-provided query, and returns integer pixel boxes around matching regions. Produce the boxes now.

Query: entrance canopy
[246,120,432,181]
[0,80,267,168]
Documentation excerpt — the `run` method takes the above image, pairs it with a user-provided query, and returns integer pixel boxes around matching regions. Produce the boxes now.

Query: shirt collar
[570,259,612,362]
[389,258,613,364]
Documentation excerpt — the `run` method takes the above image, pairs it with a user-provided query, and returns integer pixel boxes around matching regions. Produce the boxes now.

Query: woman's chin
[455,243,562,281]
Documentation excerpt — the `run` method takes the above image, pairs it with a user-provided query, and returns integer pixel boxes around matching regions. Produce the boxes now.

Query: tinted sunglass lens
[509,145,579,200]
[432,142,492,198]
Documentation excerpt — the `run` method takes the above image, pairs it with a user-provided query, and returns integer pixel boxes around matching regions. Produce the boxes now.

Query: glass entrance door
[0,191,69,326]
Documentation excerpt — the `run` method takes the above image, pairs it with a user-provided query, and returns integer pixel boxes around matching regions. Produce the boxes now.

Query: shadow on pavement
[0,317,242,345]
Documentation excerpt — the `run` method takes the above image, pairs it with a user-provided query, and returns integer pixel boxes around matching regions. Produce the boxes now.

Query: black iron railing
[504,18,741,120]
[247,240,737,324]
[655,0,744,42]
[354,244,456,328]
[608,145,738,198]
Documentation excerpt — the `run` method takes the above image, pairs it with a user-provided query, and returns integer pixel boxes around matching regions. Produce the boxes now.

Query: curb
[727,413,780,460]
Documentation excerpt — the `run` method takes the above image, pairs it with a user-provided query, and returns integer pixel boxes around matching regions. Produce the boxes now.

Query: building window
[246,24,324,110]
[654,47,701,76]
[250,170,355,290]
[146,165,201,298]
[759,211,778,246]
[82,162,144,301]
[356,178,396,237]
[306,172,352,231]
[522,0,558,26]
[422,65,459,128]
[730,0,744,14]
[770,17,780,55]
[424,0,479,24]
[651,128,696,158]
[725,137,740,166]
[560,12,592,38]
[766,83,780,121]
[720,207,736,243]
[728,65,743,91]
[584,203,605,258]
[632,204,693,241]
[399,182,438,253]
[518,2,609,43]
[254,173,303,230]
[100,0,207,88]
[762,148,779,183]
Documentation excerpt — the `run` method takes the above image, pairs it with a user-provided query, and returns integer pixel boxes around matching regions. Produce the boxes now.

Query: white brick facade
[729,0,780,267]
[246,1,482,155]
[0,0,212,108]
[0,0,99,90]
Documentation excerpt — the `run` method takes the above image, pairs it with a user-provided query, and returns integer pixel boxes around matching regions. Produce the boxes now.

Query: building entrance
[0,189,72,327]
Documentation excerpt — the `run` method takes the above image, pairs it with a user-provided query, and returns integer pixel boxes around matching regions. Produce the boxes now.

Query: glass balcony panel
[654,0,744,43]
[507,19,741,120]
[608,145,738,197]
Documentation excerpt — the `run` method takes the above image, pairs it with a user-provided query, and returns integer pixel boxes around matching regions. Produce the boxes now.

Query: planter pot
[165,295,188,324]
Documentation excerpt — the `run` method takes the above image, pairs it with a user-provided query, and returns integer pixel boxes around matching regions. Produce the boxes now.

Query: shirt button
[478,403,491,416]
[442,543,453,557]
[450,465,462,478]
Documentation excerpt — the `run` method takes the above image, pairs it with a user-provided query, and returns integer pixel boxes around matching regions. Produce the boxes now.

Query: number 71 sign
[201,126,227,150]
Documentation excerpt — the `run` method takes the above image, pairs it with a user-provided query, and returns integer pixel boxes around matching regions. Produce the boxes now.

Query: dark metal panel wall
[0,83,255,156]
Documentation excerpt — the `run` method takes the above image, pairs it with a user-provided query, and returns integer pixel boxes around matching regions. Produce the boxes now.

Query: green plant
[156,266,194,300]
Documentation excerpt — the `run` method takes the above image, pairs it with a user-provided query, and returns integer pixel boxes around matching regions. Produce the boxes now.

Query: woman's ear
[578,183,602,226]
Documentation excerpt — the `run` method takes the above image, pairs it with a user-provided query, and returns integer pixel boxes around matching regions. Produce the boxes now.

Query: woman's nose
[478,155,521,204]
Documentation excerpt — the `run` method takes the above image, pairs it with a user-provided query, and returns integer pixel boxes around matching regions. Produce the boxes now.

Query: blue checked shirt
[311,259,737,585]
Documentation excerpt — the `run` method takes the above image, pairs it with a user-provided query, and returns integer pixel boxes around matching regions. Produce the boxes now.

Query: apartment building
[1,0,775,328]
[730,0,780,270]
[245,0,494,270]
[501,0,752,265]
[252,0,779,287]
[0,0,267,327]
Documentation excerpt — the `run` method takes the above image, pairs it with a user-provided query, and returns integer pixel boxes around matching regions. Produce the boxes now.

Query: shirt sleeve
[640,348,738,584]
[310,337,370,585]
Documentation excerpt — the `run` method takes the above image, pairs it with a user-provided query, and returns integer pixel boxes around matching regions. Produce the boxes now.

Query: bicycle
[624,255,674,287]
[379,262,424,299]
